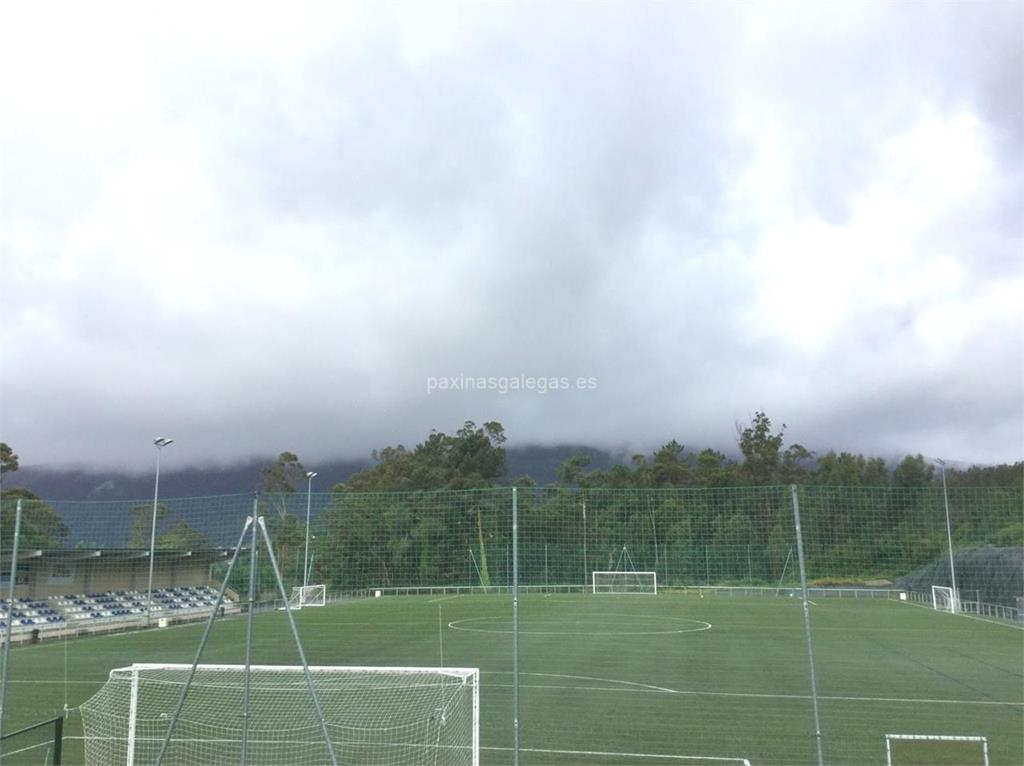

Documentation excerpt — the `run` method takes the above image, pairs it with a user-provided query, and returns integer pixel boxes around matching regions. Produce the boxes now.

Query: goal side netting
[291,584,327,609]
[80,664,480,765]
[592,571,657,595]
[885,734,989,766]
[931,585,960,614]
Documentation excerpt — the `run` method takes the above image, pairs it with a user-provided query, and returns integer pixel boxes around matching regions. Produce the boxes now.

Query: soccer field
[2,591,1021,765]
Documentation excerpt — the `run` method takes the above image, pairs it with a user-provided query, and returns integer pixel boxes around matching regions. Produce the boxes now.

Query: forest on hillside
[1,416,1020,606]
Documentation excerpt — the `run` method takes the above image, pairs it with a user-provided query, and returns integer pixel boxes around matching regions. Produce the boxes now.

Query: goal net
[592,571,657,595]
[290,584,327,609]
[80,663,480,765]
[931,585,959,614]
[885,734,989,765]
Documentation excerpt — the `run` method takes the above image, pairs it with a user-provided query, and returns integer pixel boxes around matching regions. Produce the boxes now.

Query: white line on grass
[427,594,463,603]
[15,674,1022,709]
[61,736,751,765]
[448,614,712,636]
[0,741,54,758]
[900,598,1024,630]
[481,745,751,764]
[481,671,1024,708]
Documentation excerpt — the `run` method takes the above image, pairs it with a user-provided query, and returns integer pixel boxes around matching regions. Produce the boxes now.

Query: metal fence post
[791,485,825,766]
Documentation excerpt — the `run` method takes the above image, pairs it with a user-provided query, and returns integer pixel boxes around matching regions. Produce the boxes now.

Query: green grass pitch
[2,593,1021,764]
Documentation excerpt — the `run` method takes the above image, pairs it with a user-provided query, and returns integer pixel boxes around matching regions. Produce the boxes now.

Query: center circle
[447,614,712,636]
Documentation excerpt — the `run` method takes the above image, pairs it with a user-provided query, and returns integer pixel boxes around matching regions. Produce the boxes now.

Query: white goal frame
[885,734,989,766]
[931,585,959,614]
[83,663,480,766]
[289,583,326,609]
[592,571,658,595]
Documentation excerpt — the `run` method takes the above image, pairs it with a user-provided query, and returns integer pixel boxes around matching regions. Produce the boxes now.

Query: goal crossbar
[127,662,479,676]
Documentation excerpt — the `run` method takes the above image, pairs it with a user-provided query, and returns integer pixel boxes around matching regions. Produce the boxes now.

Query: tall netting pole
[581,495,587,586]
[156,515,254,766]
[791,485,824,766]
[512,486,521,766]
[0,499,22,758]
[936,459,960,611]
[255,516,338,766]
[241,497,259,765]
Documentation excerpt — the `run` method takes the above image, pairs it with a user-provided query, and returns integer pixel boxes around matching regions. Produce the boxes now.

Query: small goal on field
[885,734,989,766]
[288,583,326,609]
[592,571,657,595]
[931,585,960,614]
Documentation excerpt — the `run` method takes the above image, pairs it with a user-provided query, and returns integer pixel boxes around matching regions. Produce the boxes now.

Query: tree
[947,462,1023,490]
[158,520,209,550]
[892,454,935,487]
[0,442,18,477]
[652,441,691,486]
[694,449,734,487]
[345,421,508,491]
[737,411,787,484]
[260,451,307,494]
[1,442,19,500]
[130,503,170,548]
[259,451,308,520]
[0,487,68,548]
[557,453,592,486]
[779,444,814,484]
[130,503,208,549]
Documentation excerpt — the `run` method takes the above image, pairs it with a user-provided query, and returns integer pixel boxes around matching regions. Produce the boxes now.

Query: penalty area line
[482,745,750,764]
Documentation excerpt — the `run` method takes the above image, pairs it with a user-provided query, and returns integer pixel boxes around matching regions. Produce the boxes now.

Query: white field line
[482,745,751,764]
[427,594,463,603]
[0,740,53,758]
[15,673,1024,709]
[707,622,1012,633]
[62,736,750,765]
[481,672,1024,708]
[900,598,1024,631]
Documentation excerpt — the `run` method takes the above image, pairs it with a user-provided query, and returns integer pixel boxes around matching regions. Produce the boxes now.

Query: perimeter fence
[0,484,1021,764]
[4,485,1018,605]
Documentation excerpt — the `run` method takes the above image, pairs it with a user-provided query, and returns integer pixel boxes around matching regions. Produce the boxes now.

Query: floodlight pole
[935,458,958,611]
[146,437,173,625]
[303,471,317,588]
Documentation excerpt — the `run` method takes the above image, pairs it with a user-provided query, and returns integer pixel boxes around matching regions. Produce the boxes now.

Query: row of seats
[1,587,232,632]
[1,597,64,627]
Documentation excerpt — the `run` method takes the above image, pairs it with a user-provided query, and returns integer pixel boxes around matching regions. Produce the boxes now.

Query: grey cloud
[1,1,1020,472]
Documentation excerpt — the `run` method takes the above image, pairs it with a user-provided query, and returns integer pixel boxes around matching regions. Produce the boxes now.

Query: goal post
[81,663,480,766]
[592,571,657,595]
[290,584,327,609]
[885,734,989,766]
[931,585,959,614]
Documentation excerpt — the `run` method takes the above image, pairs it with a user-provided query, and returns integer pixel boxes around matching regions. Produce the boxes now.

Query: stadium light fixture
[303,471,318,588]
[934,458,958,612]
[146,437,174,624]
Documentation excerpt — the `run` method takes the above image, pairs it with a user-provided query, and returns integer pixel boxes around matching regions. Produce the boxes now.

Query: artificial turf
[1,592,1020,765]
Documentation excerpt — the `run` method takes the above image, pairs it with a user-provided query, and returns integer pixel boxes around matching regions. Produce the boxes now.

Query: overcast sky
[1,1,1021,472]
